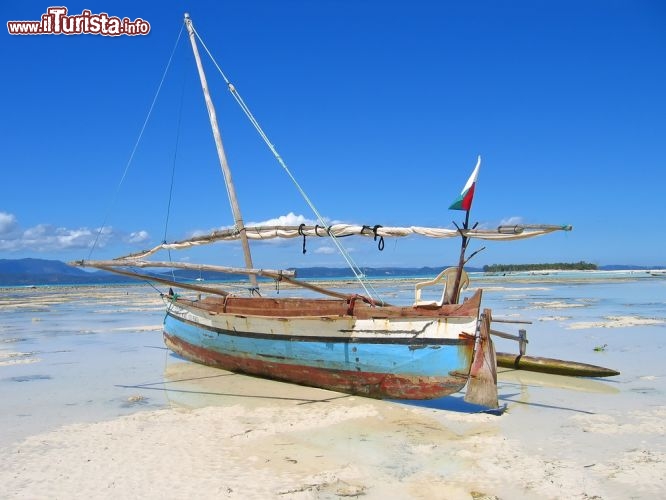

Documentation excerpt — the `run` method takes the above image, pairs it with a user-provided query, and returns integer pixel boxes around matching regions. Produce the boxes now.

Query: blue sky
[2,1,665,270]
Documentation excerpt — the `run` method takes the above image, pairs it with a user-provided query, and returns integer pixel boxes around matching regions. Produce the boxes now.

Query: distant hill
[0,258,135,286]
[0,258,662,286]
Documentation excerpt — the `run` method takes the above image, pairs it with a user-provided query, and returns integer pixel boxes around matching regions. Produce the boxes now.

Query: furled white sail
[114,223,572,261]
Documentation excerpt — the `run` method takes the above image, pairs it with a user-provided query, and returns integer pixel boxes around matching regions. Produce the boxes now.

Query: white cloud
[55,227,98,248]
[314,246,337,255]
[0,212,149,253]
[126,230,150,244]
[499,216,524,226]
[188,213,321,241]
[0,212,18,235]
[248,212,317,227]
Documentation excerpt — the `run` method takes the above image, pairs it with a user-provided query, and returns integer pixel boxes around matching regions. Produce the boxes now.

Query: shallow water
[0,285,169,447]
[1,273,664,450]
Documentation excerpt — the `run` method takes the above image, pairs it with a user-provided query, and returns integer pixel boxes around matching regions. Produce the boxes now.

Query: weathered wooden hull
[162,291,483,400]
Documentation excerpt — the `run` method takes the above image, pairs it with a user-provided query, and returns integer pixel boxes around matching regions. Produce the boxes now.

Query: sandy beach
[1,275,665,499]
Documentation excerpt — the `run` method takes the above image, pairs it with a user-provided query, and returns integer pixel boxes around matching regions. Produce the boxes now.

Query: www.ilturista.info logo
[7,6,150,36]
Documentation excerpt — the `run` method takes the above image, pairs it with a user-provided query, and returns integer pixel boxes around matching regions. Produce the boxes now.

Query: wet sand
[0,277,665,499]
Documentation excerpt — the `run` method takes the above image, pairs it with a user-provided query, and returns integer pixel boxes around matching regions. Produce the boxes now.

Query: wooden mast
[184,13,257,289]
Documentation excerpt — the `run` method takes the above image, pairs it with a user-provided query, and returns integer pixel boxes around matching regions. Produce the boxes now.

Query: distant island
[483,261,597,273]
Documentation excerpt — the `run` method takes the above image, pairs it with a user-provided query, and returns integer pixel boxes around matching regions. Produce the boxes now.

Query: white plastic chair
[414,267,469,306]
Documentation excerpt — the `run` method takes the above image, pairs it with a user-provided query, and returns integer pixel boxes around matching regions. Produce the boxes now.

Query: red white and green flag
[449,155,481,211]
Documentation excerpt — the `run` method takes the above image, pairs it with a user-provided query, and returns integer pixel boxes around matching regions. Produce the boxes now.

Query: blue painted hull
[162,297,478,399]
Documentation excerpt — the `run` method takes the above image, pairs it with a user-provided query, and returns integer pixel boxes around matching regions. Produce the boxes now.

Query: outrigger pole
[184,13,257,290]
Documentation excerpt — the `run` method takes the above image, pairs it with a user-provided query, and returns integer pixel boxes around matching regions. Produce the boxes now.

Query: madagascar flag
[449,155,481,211]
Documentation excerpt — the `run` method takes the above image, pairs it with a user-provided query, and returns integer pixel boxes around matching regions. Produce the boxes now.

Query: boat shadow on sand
[118,356,358,409]
[114,354,619,416]
[406,367,620,415]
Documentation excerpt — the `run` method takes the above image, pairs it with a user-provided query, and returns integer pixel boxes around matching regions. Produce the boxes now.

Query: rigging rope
[163,64,187,245]
[192,28,377,300]
[163,61,189,285]
[88,25,185,260]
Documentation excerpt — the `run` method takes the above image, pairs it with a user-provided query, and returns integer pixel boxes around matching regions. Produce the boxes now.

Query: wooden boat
[163,288,484,400]
[71,14,573,407]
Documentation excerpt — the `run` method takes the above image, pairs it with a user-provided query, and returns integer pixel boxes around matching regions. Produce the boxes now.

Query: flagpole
[449,155,481,304]
[450,209,470,304]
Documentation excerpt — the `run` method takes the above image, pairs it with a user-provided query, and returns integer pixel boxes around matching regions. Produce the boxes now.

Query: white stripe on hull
[166,301,478,341]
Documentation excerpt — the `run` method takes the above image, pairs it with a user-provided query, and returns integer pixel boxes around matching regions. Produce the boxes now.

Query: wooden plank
[491,318,533,324]
[464,309,499,408]
[71,259,295,278]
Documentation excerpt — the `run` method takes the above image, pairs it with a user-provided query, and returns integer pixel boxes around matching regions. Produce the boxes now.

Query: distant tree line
[483,261,597,272]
